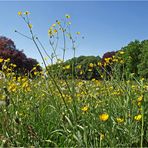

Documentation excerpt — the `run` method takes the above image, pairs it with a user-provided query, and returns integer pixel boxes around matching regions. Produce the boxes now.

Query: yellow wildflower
[8,83,17,92]
[76,32,80,35]
[18,11,22,16]
[81,105,89,112]
[89,63,94,68]
[98,62,102,66]
[4,58,10,62]
[120,60,124,64]
[65,14,70,19]
[116,117,124,123]
[119,51,125,54]
[140,78,145,81]
[99,113,109,121]
[28,24,33,29]
[77,65,82,69]
[65,65,70,70]
[53,29,57,33]
[100,133,104,140]
[67,22,71,25]
[137,102,141,106]
[0,58,3,63]
[100,75,103,78]
[88,69,92,72]
[137,95,143,102]
[134,114,142,121]
[80,71,83,75]
[52,23,56,27]
[91,78,96,82]
[48,28,53,36]
[24,11,30,15]
[56,20,61,25]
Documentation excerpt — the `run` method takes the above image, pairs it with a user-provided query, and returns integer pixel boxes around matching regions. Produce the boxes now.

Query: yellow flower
[53,29,57,33]
[100,75,103,78]
[137,102,141,106]
[24,11,30,15]
[80,71,83,75]
[65,14,70,19]
[120,60,124,64]
[98,62,102,66]
[89,63,94,68]
[140,78,145,81]
[76,32,80,35]
[88,69,92,72]
[134,114,142,121]
[4,58,10,62]
[81,105,89,112]
[104,58,111,63]
[8,83,17,92]
[18,11,22,16]
[119,51,125,54]
[137,95,143,102]
[48,28,53,36]
[28,24,33,29]
[52,23,56,27]
[77,65,82,69]
[67,22,71,25]
[56,20,61,25]
[99,113,109,121]
[64,65,70,70]
[91,78,96,82]
[100,133,104,140]
[116,117,124,123]
[0,58,3,63]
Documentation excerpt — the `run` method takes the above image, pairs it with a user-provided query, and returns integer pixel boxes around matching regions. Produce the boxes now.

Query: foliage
[47,56,102,80]
[0,36,16,50]
[138,40,148,78]
[119,40,142,78]
[0,36,42,77]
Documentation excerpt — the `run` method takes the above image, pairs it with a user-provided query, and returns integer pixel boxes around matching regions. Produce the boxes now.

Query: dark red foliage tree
[0,36,16,50]
[101,51,117,77]
[101,51,116,65]
[0,36,42,76]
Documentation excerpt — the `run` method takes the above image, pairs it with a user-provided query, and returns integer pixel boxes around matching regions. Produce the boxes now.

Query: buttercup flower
[89,63,94,68]
[116,117,124,123]
[18,11,22,16]
[24,11,30,15]
[119,51,125,54]
[137,95,143,102]
[0,58,3,63]
[134,114,142,121]
[28,24,33,29]
[99,113,109,121]
[81,105,89,112]
[76,32,80,35]
[65,14,70,19]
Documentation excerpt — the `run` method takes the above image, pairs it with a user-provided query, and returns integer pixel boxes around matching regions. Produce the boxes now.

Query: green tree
[121,40,141,77]
[138,40,148,78]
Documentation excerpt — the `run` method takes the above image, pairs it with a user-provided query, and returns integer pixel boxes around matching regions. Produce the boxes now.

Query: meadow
[0,12,148,147]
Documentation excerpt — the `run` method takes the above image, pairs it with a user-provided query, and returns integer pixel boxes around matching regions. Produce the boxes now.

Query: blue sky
[0,1,148,65]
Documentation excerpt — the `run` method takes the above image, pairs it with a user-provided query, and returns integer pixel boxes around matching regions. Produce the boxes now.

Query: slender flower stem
[140,106,144,148]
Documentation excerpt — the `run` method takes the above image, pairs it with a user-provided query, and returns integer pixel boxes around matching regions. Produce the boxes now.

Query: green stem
[140,106,144,148]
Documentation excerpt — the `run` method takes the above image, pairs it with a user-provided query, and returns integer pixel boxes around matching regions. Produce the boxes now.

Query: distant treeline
[0,36,147,79]
[48,40,148,79]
